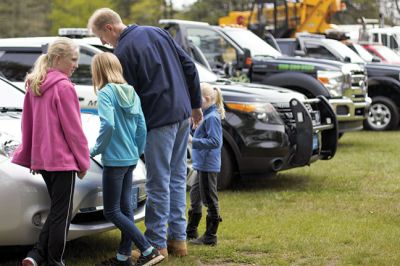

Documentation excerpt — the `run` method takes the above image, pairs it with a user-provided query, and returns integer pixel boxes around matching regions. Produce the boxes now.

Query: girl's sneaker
[134,249,164,266]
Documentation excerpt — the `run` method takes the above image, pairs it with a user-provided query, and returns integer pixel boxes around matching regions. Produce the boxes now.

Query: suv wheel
[364,96,399,131]
[186,144,235,191]
[217,144,235,190]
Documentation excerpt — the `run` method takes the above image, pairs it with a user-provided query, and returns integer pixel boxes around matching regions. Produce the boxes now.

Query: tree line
[0,0,385,38]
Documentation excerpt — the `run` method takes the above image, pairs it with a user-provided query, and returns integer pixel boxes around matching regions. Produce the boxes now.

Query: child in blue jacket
[90,52,164,266]
[187,82,225,246]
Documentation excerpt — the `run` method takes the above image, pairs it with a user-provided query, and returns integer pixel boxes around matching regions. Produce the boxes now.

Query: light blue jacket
[90,83,146,167]
[192,105,223,172]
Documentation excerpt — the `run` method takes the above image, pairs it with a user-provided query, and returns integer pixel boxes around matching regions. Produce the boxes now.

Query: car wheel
[217,144,235,190]
[364,96,399,131]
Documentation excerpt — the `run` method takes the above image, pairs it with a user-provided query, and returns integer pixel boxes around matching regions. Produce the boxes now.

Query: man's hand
[77,170,87,179]
[191,108,203,129]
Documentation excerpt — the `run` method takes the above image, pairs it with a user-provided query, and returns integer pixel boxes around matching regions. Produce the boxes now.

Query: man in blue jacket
[88,8,203,259]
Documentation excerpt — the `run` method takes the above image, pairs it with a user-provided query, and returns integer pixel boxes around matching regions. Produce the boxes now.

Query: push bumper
[286,95,338,168]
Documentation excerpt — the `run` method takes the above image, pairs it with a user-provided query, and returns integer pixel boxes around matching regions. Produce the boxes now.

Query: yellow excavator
[219,0,346,38]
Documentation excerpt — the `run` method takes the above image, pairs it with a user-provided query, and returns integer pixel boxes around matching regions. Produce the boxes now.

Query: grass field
[2,131,400,265]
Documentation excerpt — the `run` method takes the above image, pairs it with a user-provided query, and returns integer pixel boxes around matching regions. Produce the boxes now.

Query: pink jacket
[12,69,90,172]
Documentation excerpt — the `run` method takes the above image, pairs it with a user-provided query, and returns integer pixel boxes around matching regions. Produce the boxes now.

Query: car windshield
[222,28,282,58]
[195,62,218,83]
[352,43,374,62]
[373,45,400,62]
[0,78,24,108]
[325,39,365,63]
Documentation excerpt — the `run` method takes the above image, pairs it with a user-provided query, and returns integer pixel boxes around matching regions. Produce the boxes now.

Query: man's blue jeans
[102,165,152,255]
[144,119,190,249]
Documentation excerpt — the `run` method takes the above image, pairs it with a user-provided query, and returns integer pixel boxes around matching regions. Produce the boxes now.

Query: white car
[0,77,147,246]
[0,35,102,113]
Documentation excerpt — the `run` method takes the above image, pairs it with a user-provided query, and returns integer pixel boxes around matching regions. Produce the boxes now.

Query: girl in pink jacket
[12,37,90,266]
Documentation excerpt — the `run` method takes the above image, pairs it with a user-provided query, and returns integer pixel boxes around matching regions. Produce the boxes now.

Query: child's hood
[38,69,69,95]
[111,83,140,115]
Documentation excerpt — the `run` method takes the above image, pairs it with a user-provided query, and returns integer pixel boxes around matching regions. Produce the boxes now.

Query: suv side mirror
[237,48,252,69]
[344,56,351,63]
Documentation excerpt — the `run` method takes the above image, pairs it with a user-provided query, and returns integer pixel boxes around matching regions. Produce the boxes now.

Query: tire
[364,96,399,131]
[217,144,235,190]
[187,144,235,191]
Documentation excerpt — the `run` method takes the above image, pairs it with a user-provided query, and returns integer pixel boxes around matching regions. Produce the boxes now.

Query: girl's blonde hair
[91,52,126,92]
[201,82,225,119]
[25,37,78,96]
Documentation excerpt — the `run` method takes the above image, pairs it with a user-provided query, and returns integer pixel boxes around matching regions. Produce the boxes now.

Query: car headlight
[317,70,349,97]
[225,101,283,124]
[0,132,20,158]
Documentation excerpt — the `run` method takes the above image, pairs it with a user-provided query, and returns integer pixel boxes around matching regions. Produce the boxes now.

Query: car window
[390,35,399,49]
[382,34,388,46]
[304,44,337,61]
[0,51,40,82]
[70,48,94,85]
[373,33,379,43]
[186,27,237,71]
[0,78,24,108]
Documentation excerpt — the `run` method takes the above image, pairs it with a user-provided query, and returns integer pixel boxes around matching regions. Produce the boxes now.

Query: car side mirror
[344,56,351,63]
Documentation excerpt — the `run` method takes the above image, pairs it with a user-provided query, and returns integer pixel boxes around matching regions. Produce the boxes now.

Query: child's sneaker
[134,248,164,266]
[22,257,38,266]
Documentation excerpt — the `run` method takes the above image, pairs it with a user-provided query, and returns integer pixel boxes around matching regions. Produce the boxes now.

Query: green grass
[2,131,400,265]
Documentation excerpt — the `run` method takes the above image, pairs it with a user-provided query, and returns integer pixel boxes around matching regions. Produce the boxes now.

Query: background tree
[129,0,166,25]
[50,0,115,34]
[0,0,51,37]
[332,0,381,25]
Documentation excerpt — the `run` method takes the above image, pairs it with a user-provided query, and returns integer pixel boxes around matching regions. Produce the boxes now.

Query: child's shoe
[134,248,164,266]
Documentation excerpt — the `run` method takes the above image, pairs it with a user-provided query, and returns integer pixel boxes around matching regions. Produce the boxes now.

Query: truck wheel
[218,144,235,190]
[364,96,399,131]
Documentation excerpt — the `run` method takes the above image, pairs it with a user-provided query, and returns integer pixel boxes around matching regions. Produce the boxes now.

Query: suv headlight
[317,70,349,97]
[0,132,20,158]
[225,101,283,124]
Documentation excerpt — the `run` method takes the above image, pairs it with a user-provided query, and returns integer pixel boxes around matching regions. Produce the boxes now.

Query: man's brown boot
[167,239,188,257]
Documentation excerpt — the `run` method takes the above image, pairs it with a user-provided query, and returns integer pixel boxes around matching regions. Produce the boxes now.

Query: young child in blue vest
[187,82,225,246]
[90,52,164,266]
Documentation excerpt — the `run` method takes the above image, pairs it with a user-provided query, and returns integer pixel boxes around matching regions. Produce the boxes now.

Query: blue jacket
[192,105,223,172]
[90,83,146,167]
[114,25,202,130]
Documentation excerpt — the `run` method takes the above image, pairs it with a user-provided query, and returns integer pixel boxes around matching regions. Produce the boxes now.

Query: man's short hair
[88,8,122,31]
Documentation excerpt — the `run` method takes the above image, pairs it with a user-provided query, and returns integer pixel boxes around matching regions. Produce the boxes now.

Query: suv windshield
[324,39,365,64]
[222,28,282,58]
